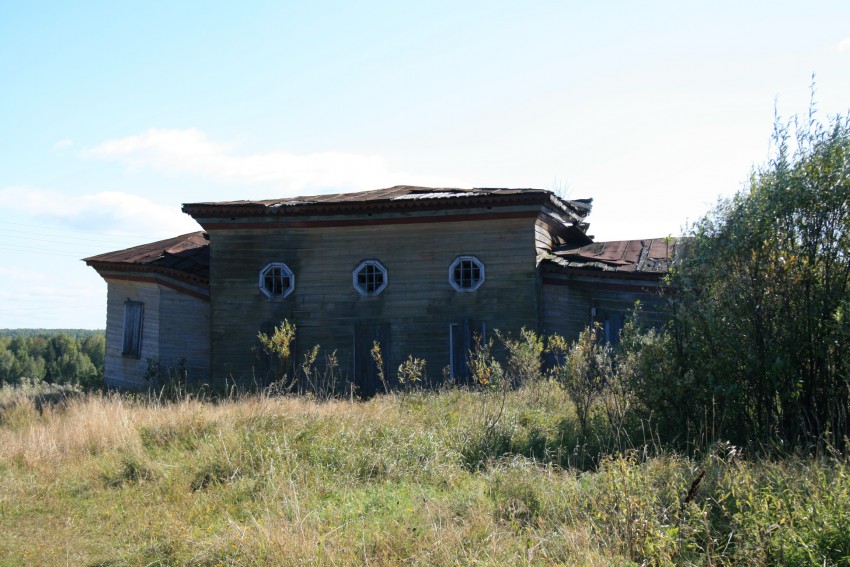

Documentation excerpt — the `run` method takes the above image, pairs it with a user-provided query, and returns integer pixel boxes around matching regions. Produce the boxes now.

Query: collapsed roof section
[543,238,679,279]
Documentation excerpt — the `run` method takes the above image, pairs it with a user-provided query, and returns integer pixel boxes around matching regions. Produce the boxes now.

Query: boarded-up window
[122,301,144,358]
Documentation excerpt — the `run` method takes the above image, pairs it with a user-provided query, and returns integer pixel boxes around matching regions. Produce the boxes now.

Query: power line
[0,231,142,249]
[0,244,90,258]
[0,219,170,241]
[0,226,150,246]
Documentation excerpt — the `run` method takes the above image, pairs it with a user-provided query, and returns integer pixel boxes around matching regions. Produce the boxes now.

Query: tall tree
[669,106,850,450]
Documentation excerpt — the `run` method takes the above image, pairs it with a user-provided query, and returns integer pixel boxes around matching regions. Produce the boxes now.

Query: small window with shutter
[122,300,144,358]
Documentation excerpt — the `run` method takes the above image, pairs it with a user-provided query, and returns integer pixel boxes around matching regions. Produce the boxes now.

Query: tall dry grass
[1,382,848,565]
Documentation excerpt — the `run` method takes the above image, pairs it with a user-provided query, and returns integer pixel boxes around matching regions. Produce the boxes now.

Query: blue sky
[1,1,849,329]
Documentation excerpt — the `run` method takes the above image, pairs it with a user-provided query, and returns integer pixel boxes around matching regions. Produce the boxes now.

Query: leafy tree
[0,331,104,388]
[11,351,46,382]
[669,105,850,450]
[81,334,106,371]
[45,333,78,382]
[0,348,15,383]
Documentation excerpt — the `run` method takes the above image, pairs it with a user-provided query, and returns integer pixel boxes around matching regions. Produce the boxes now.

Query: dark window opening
[122,300,144,358]
[259,263,295,298]
[353,260,388,296]
[449,256,485,292]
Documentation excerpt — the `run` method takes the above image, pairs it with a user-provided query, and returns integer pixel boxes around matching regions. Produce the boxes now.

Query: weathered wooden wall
[104,280,160,389]
[541,274,669,342]
[207,213,541,388]
[103,279,210,388]
[158,286,210,384]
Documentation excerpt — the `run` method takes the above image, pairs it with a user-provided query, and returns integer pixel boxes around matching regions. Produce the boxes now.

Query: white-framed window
[122,300,144,358]
[259,262,295,298]
[449,256,485,292]
[353,260,388,296]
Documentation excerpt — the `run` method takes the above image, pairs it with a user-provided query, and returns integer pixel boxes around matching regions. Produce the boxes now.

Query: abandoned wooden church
[85,186,676,392]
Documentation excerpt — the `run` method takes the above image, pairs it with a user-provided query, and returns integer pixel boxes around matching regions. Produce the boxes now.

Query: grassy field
[1,380,848,566]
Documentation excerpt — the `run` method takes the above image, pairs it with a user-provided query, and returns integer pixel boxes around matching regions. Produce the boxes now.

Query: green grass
[1,382,848,565]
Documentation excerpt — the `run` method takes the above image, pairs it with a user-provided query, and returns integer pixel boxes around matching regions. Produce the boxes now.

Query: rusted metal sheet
[84,232,209,282]
[182,185,593,222]
[546,238,678,275]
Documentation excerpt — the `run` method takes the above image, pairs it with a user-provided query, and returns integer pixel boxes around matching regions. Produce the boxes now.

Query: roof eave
[182,190,559,219]
[85,260,210,288]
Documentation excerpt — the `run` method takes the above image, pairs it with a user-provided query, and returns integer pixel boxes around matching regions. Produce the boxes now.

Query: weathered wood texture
[103,279,210,388]
[158,286,210,383]
[542,276,670,342]
[104,280,160,389]
[535,219,554,263]
[207,214,540,386]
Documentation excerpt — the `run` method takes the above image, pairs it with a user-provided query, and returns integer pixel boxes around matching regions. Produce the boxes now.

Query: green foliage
[467,335,504,389]
[370,340,389,394]
[497,327,544,386]
[669,105,850,450]
[615,314,677,445]
[297,346,342,399]
[0,328,104,339]
[0,331,104,389]
[397,354,426,387]
[256,319,295,377]
[552,323,613,437]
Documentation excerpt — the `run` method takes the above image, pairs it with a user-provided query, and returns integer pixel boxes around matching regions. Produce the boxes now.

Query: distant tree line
[0,328,104,340]
[0,330,105,389]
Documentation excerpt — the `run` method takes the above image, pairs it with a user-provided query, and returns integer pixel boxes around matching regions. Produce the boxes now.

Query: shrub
[668,105,850,450]
[552,324,613,438]
[256,319,296,385]
[497,327,544,387]
[397,355,426,389]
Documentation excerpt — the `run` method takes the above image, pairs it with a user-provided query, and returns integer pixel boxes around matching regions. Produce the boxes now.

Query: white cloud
[0,267,46,282]
[53,139,73,150]
[837,37,850,52]
[0,186,199,238]
[83,128,405,192]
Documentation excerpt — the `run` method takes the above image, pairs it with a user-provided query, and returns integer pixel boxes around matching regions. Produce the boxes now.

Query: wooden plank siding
[104,280,160,389]
[541,274,670,342]
[206,214,541,387]
[103,279,210,389]
[158,286,211,384]
[534,218,555,264]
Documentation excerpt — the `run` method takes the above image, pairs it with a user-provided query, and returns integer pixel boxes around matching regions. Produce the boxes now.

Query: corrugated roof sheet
[84,232,209,281]
[545,238,678,275]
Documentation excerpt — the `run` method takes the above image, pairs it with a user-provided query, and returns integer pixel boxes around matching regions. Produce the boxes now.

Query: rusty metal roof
[183,185,592,220]
[544,238,678,275]
[84,232,209,283]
